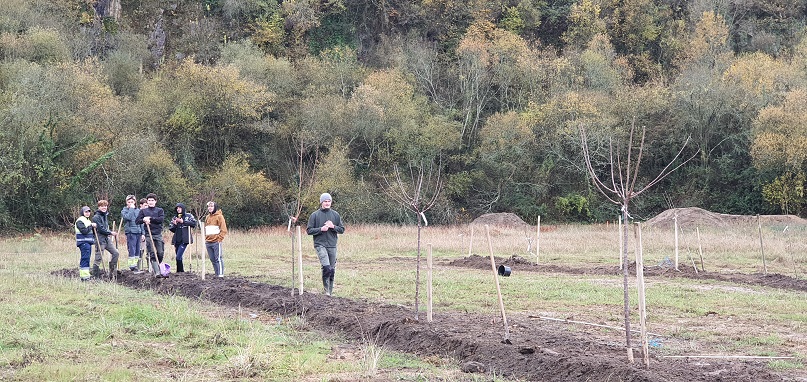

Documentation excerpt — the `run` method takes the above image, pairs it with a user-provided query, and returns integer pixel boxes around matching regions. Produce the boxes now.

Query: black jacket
[136,206,165,236]
[168,203,197,246]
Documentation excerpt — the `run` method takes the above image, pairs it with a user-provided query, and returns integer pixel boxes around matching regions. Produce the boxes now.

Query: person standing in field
[91,199,120,279]
[204,201,227,278]
[306,193,345,296]
[120,195,143,273]
[136,193,166,277]
[75,206,97,281]
[168,203,197,273]
[138,198,147,269]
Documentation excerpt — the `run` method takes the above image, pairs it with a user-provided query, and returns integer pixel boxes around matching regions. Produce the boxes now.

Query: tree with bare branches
[580,121,694,362]
[383,159,444,321]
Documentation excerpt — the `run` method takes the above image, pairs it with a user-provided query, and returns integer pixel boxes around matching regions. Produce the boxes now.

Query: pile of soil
[645,207,807,229]
[53,268,792,382]
[471,213,530,228]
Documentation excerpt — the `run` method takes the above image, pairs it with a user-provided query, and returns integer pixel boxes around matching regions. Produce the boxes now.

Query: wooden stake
[673,212,679,271]
[634,223,649,368]
[696,227,705,272]
[427,243,433,323]
[296,225,304,295]
[758,215,767,275]
[536,216,541,265]
[468,225,474,256]
[290,218,295,296]
[485,225,510,343]
[200,222,206,280]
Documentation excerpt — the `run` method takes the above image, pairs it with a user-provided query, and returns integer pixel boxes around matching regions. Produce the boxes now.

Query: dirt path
[54,269,794,382]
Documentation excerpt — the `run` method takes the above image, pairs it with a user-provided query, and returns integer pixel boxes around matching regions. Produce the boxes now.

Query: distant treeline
[2,0,807,229]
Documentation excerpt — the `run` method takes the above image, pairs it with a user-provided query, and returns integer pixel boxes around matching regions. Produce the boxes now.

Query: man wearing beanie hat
[306,192,345,296]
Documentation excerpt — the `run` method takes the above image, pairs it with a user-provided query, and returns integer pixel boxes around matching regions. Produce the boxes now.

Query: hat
[81,206,91,214]
[320,193,332,203]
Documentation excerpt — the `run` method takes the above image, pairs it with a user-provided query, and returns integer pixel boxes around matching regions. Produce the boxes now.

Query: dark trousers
[145,235,165,263]
[79,243,92,268]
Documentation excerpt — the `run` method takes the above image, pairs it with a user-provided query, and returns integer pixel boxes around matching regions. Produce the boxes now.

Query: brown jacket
[204,209,227,243]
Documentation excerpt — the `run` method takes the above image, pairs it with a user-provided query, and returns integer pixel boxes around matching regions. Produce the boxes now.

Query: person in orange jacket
[204,201,228,277]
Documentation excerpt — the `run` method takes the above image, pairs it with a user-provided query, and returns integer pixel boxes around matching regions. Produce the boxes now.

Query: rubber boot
[322,272,330,296]
[91,264,102,278]
[108,261,118,281]
[176,259,184,273]
[328,274,335,296]
[151,261,161,277]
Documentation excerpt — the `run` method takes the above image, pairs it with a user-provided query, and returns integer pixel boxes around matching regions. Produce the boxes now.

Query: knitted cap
[81,206,91,214]
[320,193,332,203]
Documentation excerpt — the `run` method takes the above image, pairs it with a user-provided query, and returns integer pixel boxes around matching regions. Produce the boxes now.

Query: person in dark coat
[168,203,197,272]
[91,199,120,279]
[306,193,345,296]
[136,193,166,277]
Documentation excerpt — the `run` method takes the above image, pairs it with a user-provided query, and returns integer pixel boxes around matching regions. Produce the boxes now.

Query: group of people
[74,193,228,281]
[74,192,345,296]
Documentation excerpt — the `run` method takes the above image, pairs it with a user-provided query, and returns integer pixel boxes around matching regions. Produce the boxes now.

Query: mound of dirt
[645,207,807,229]
[472,213,530,227]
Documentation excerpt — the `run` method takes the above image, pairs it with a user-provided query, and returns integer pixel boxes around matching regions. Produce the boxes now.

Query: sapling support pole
[296,225,304,295]
[696,227,705,272]
[468,225,474,256]
[536,216,541,265]
[289,217,295,296]
[673,212,679,271]
[200,222,206,280]
[485,224,510,344]
[427,243,433,323]
[758,215,767,275]
[634,223,649,368]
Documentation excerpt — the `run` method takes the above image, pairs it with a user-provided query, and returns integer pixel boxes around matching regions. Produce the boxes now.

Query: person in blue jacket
[121,195,143,273]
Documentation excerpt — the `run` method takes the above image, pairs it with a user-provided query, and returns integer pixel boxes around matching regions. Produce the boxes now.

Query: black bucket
[498,265,512,277]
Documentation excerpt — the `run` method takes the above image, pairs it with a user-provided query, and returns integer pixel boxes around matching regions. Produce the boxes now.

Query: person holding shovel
[168,203,197,273]
[136,193,166,277]
[75,206,97,281]
[204,201,227,278]
[121,195,143,273]
[306,193,345,296]
[91,199,120,279]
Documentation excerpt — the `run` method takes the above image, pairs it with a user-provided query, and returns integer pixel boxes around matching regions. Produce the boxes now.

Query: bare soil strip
[53,269,791,382]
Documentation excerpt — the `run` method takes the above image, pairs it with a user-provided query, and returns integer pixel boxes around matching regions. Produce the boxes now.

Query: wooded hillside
[2,0,807,228]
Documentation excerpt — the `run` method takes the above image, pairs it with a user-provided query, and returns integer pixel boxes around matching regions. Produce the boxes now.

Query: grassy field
[1,220,806,380]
